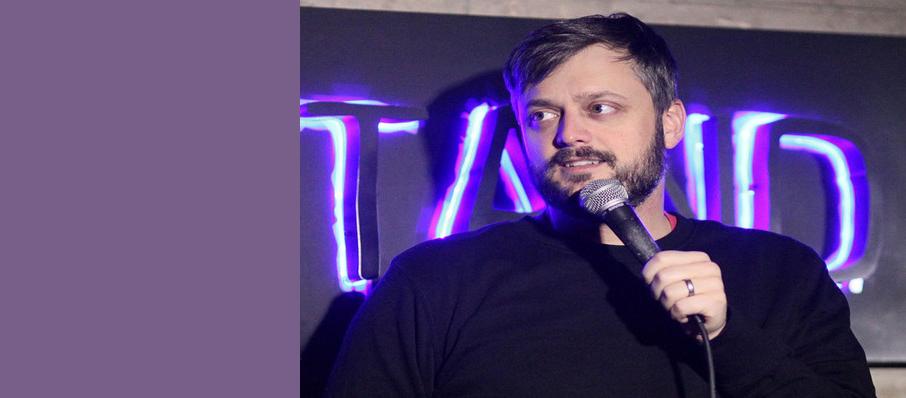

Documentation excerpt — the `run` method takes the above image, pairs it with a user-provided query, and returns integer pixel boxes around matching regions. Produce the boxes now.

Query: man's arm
[709,247,875,397]
[643,246,874,397]
[325,261,436,397]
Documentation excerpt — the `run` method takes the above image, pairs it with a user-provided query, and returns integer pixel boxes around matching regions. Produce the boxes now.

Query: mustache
[548,146,617,168]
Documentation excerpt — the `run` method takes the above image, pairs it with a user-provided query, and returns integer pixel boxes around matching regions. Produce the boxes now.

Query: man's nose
[555,113,591,147]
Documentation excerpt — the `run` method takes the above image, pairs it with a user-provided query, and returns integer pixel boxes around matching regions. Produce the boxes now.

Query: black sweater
[327,214,875,397]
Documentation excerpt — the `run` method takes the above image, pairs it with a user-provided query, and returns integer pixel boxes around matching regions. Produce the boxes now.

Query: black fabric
[325,214,875,397]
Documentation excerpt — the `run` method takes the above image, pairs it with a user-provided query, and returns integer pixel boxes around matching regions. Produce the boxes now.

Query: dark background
[301,7,906,383]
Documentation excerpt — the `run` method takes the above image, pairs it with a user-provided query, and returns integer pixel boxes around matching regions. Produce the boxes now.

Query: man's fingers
[658,277,724,310]
[668,294,727,326]
[641,250,729,339]
[648,263,722,300]
[642,250,712,284]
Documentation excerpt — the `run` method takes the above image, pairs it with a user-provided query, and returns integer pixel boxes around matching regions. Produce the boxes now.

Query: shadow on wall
[300,292,365,397]
[422,69,510,207]
[300,70,512,397]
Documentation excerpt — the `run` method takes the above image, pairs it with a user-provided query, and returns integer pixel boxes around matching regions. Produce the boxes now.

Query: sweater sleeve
[324,259,437,397]
[710,244,875,397]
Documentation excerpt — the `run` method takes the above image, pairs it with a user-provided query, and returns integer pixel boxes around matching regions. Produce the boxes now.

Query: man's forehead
[521,89,629,107]
[516,50,640,105]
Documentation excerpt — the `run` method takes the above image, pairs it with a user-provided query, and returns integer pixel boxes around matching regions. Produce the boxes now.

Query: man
[326,13,875,397]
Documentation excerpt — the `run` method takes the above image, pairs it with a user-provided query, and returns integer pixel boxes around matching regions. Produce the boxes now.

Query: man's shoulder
[396,216,540,262]
[683,217,827,282]
[687,217,816,254]
[383,215,547,292]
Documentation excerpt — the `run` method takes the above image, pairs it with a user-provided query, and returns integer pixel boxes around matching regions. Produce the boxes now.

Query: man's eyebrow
[525,91,628,109]
[525,98,559,109]
[573,90,628,101]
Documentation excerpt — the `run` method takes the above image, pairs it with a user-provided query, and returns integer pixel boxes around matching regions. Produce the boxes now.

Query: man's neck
[548,184,672,245]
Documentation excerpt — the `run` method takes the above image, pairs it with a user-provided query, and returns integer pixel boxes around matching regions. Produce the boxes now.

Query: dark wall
[301,7,906,371]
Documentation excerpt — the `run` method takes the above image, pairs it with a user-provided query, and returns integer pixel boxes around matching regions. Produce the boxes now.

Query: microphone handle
[603,205,707,325]
[602,204,660,264]
[601,201,715,398]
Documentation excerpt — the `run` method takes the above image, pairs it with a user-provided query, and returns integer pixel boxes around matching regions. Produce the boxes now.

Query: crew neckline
[523,210,697,268]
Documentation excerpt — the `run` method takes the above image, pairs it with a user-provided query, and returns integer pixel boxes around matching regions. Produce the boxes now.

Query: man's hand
[641,250,727,340]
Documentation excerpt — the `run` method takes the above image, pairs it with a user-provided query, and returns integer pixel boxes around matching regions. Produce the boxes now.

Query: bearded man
[326,13,875,397]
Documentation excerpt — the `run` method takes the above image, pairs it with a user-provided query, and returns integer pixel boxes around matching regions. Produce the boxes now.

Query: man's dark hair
[503,13,678,117]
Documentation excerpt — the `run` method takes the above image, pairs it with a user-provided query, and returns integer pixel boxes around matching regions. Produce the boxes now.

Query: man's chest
[429,278,709,396]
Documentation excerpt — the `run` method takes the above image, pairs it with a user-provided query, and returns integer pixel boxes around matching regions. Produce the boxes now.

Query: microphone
[579,178,716,398]
[578,178,658,264]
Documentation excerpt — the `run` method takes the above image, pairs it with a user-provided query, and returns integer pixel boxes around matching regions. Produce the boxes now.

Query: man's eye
[590,103,615,114]
[529,111,556,122]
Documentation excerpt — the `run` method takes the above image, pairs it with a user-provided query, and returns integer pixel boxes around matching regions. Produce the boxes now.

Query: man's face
[514,45,668,210]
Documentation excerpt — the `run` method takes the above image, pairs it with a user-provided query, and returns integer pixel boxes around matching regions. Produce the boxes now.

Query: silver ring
[683,279,695,297]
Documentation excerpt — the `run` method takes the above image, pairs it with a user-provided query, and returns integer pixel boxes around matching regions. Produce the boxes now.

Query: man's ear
[661,99,686,149]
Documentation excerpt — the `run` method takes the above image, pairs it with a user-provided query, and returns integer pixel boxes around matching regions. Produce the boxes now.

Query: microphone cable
[691,314,716,398]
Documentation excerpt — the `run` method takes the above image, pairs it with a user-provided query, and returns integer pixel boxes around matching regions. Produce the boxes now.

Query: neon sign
[299,116,367,292]
[779,133,869,272]
[300,98,426,292]
[430,103,495,239]
[302,99,876,294]
[683,113,712,220]
[731,111,787,229]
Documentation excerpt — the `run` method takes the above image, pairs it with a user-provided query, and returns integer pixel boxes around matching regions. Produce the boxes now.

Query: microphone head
[579,179,629,217]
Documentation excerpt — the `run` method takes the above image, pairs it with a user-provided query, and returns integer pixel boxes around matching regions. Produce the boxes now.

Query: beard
[530,122,666,212]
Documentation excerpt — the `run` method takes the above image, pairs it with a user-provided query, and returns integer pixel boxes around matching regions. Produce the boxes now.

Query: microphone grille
[579,179,629,216]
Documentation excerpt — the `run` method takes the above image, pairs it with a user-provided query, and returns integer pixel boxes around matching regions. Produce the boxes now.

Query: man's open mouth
[563,159,602,168]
